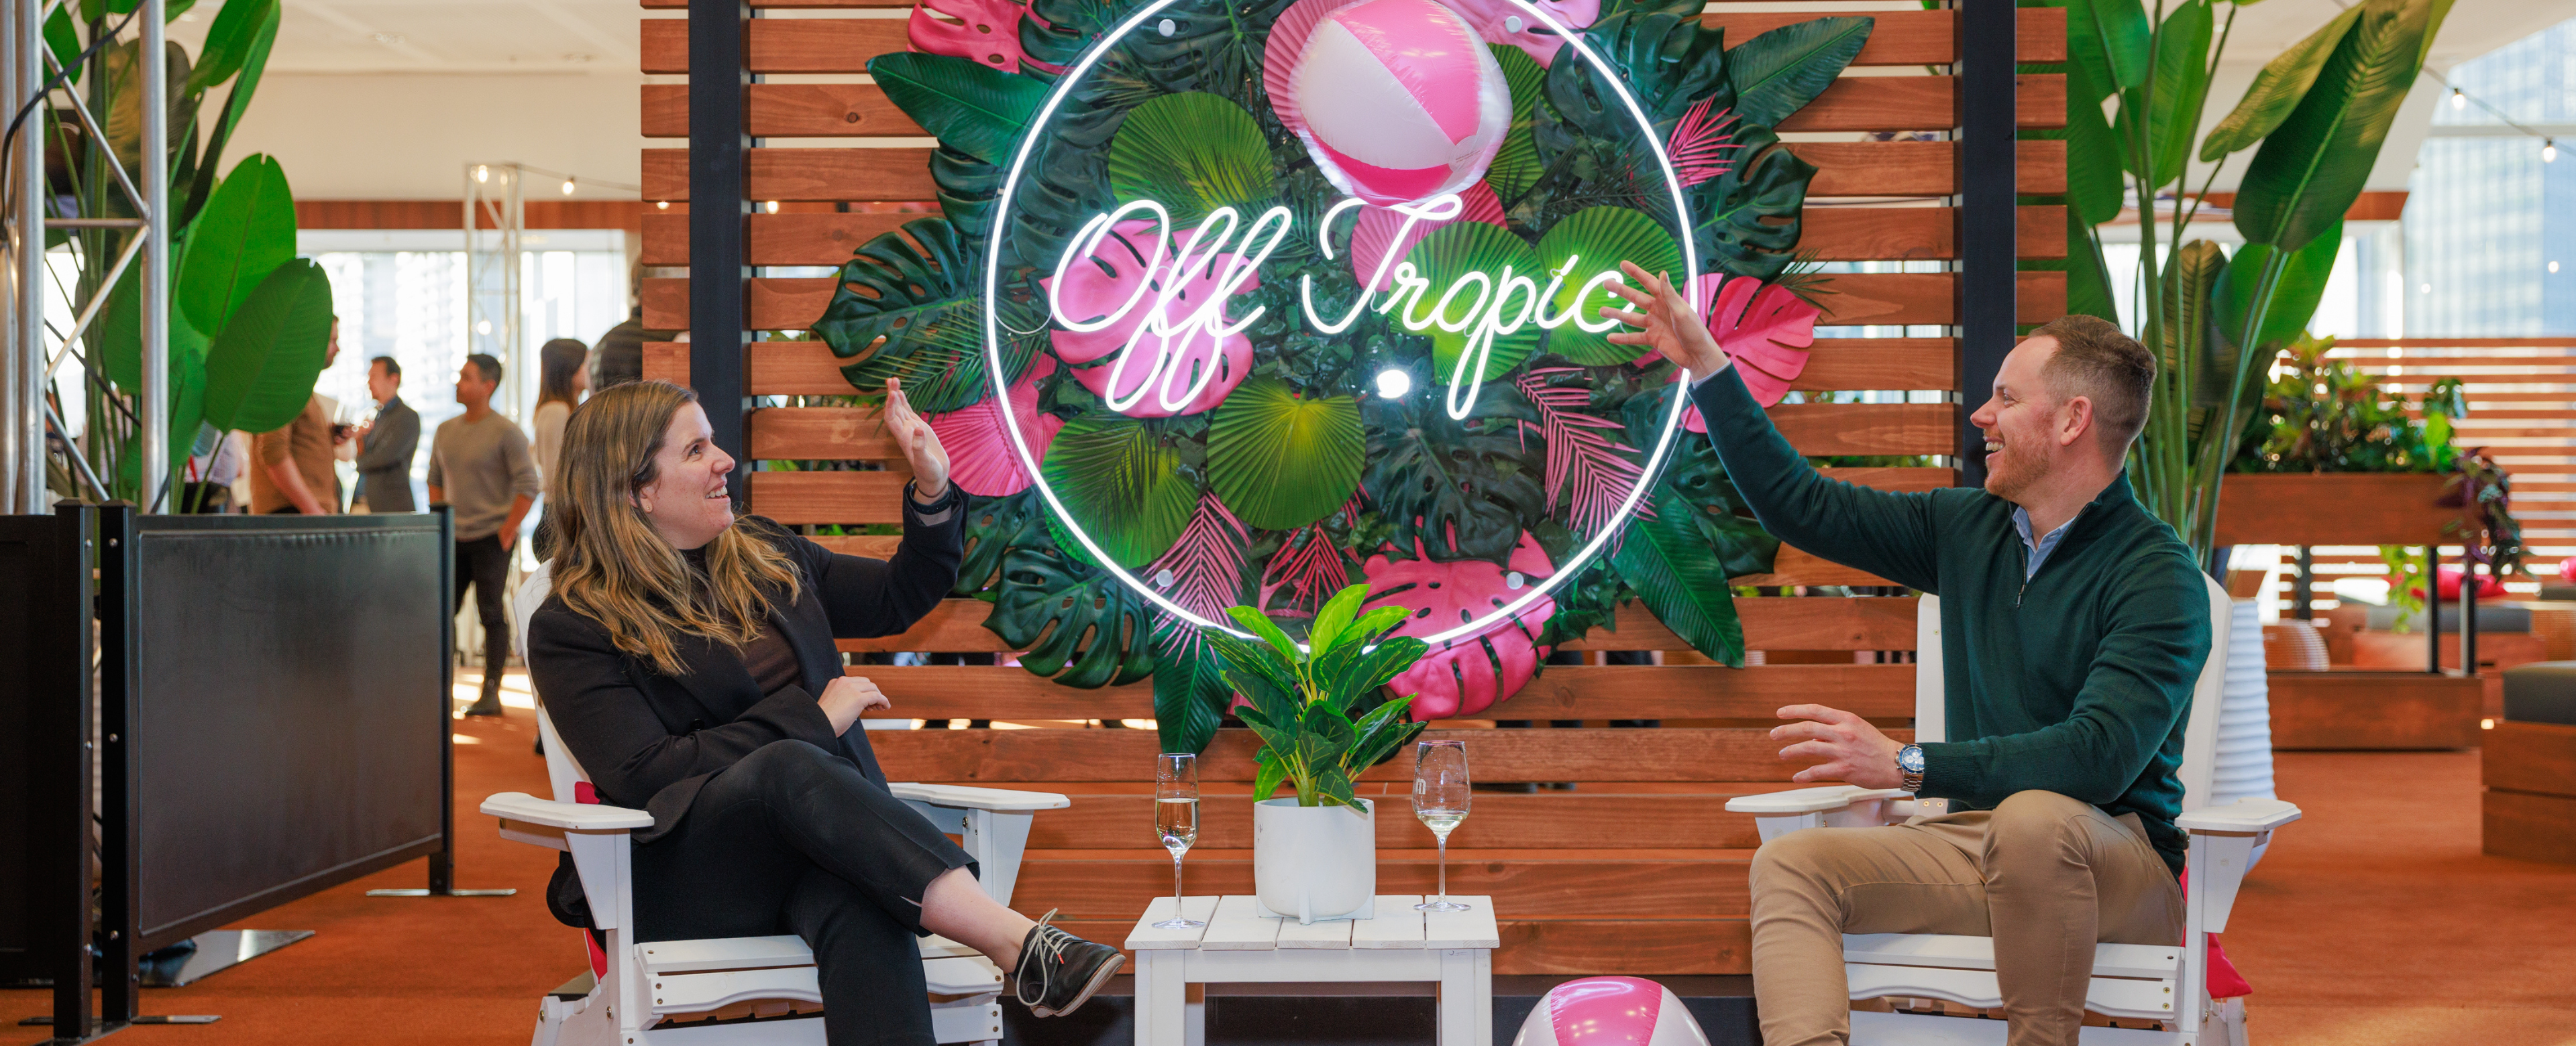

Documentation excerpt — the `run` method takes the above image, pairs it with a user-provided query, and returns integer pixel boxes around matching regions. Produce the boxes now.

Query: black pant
[634,740,977,1046]
[455,534,511,709]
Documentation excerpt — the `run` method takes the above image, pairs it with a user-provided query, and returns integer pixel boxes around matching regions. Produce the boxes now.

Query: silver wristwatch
[1896,744,1926,793]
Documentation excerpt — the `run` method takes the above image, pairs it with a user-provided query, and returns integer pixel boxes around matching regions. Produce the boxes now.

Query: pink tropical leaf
[927,355,1065,497]
[1362,535,1556,721]
[1515,368,1644,536]
[1685,274,1821,407]
[1040,219,1260,417]
[1147,491,1251,622]
[1439,0,1603,66]
[908,0,1043,72]
[1348,182,1507,292]
[1257,522,1351,618]
[1666,98,1739,188]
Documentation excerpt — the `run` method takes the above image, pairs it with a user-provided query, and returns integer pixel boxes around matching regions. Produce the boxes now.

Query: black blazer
[528,484,965,844]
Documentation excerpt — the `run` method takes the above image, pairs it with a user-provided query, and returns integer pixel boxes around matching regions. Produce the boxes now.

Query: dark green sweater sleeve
[1917,553,2208,807]
[1688,369,1945,593]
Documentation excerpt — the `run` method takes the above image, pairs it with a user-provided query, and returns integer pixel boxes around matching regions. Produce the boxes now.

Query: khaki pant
[1747,790,2184,1046]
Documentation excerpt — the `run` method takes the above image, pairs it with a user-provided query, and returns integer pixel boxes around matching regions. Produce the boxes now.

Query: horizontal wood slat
[847,663,1911,719]
[869,725,1911,782]
[1805,140,2066,197]
[641,13,2065,74]
[818,595,1919,654]
[652,339,1963,397]
[639,272,2068,329]
[653,206,2066,265]
[1010,847,1752,917]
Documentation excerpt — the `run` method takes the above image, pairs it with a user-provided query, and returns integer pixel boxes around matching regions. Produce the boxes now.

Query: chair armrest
[1726,786,1914,815]
[482,791,654,831]
[891,782,1071,812]
[2176,798,2301,835]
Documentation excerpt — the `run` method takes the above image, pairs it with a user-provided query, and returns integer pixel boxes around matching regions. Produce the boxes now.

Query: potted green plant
[1206,584,1430,924]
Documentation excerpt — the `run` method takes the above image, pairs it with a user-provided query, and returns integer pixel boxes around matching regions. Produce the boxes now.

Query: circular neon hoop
[983,0,1703,644]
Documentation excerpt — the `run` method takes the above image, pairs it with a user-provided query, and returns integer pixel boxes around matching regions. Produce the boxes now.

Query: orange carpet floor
[7,691,2573,1045]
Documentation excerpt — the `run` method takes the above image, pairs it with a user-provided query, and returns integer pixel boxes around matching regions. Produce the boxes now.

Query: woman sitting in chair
[528,380,1123,1043]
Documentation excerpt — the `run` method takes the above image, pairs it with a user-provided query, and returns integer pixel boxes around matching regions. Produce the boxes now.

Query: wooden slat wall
[647,1,2062,974]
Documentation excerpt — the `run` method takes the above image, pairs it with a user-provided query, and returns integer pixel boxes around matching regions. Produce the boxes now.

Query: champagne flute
[1413,740,1472,913]
[1152,752,1205,929]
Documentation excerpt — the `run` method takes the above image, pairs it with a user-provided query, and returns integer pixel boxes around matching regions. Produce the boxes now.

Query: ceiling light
[474,165,489,184]
[2451,88,2465,111]
[561,178,577,195]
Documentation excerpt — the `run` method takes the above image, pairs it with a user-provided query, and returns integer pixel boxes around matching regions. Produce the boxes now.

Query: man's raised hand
[1770,703,1905,789]
[1601,262,1729,377]
[883,377,951,503]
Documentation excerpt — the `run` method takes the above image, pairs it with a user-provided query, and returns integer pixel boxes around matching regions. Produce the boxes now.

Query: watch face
[1898,746,1926,773]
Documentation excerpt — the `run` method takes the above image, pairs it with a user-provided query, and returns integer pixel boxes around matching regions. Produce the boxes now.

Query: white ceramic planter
[1252,797,1376,925]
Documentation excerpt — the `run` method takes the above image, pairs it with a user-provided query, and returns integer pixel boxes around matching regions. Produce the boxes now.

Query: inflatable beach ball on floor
[1513,977,1711,1046]
[1266,0,1511,206]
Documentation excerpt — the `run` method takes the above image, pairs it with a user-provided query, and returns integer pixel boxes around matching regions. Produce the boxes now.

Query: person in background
[590,262,677,390]
[354,355,420,514]
[429,353,544,717]
[250,318,347,514]
[530,338,590,560]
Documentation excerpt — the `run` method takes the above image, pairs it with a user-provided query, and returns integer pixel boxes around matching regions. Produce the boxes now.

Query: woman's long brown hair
[548,381,801,676]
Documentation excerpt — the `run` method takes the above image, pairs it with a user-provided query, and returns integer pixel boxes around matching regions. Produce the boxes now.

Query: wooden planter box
[2212,473,2459,546]
[2485,721,2576,864]
[2266,670,2484,750]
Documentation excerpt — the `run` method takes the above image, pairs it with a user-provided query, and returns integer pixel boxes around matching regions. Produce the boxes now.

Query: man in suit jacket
[354,355,419,512]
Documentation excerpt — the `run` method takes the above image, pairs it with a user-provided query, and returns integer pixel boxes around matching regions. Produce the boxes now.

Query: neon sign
[986,0,1703,644]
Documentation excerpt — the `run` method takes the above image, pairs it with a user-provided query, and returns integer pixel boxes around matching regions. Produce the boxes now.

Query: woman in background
[529,337,590,559]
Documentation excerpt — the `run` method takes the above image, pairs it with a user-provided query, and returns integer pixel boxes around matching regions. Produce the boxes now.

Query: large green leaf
[116,349,209,506]
[990,542,1156,687]
[2065,58,2126,227]
[1687,129,1814,282]
[1039,415,1198,568]
[94,262,212,394]
[2199,5,2363,162]
[1544,12,1731,144]
[2070,0,2153,91]
[178,0,278,229]
[1104,91,1273,228]
[1723,15,1874,131]
[2216,219,2341,357]
[1613,481,1751,666]
[2232,0,2445,252]
[1403,221,1545,383]
[1487,45,1548,203]
[2161,239,2229,408]
[2142,0,2212,188]
[957,489,1048,595]
[44,7,80,86]
[1360,382,1545,563]
[1023,0,1299,104]
[176,154,296,336]
[1206,378,1363,530]
[104,41,199,194]
[814,218,1038,412]
[199,258,333,434]
[1152,618,1229,756]
[2065,213,2121,326]
[1536,207,1682,365]
[868,52,1048,167]
[187,0,277,93]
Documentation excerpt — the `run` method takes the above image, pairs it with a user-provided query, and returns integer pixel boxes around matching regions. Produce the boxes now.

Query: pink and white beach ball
[1511,977,1711,1046]
[1266,0,1511,207]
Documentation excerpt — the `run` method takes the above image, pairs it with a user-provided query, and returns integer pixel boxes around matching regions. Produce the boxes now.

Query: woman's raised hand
[884,377,951,503]
[1601,262,1729,377]
[818,675,892,736]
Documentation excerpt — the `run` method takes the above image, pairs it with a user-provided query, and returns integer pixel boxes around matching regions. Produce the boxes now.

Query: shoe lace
[1016,909,1069,1008]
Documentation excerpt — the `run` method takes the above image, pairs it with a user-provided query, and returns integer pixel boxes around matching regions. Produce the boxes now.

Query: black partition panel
[0,508,94,996]
[132,513,450,949]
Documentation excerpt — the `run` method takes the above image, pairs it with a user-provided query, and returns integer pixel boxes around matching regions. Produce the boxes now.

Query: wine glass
[1412,740,1472,913]
[1152,752,1204,929]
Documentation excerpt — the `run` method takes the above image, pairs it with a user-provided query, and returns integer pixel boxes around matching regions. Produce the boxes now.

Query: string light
[764,200,782,213]
[474,165,490,183]
[655,200,670,210]
[2546,138,2559,164]
[560,178,577,195]
[2451,88,2465,111]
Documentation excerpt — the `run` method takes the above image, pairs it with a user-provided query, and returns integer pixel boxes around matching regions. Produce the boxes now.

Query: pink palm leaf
[1666,98,1739,188]
[1257,522,1350,618]
[1515,369,1646,536]
[1147,491,1250,623]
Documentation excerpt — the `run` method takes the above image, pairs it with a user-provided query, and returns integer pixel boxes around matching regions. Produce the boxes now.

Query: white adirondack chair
[485,563,1071,1046]
[1726,576,2300,1045]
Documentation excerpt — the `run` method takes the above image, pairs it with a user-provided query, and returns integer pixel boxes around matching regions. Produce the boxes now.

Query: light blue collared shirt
[2012,506,2078,581]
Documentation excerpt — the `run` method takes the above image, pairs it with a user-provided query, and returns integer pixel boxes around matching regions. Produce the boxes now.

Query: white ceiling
[170,0,645,75]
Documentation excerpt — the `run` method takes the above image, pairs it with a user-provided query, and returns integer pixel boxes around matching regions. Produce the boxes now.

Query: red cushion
[2180,869,2252,999]
[574,780,599,805]
[572,780,607,979]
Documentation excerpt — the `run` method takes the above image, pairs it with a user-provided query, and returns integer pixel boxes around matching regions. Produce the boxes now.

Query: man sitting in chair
[1603,268,2210,1046]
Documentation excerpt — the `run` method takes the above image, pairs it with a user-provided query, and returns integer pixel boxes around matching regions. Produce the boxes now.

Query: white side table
[1123,894,1500,1046]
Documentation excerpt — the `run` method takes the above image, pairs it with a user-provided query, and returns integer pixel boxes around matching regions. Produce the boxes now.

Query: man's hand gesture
[1600,262,1729,376]
[1772,704,1905,789]
[884,377,951,503]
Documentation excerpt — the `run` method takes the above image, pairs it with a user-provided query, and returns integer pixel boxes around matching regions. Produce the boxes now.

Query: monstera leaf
[1040,415,1199,568]
[816,218,1038,413]
[1722,15,1872,131]
[1612,480,1752,666]
[199,258,333,435]
[1540,12,1731,150]
[1028,0,1299,103]
[957,488,1049,595]
[1362,536,1556,720]
[1535,206,1682,365]
[990,541,1156,687]
[1485,44,1550,202]
[1105,91,1275,227]
[1403,221,1545,385]
[1362,383,1545,563]
[1687,129,1814,282]
[867,52,1049,166]
[1208,378,1364,530]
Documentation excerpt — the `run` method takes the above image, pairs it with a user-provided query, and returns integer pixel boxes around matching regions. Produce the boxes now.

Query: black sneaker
[1013,910,1124,1018]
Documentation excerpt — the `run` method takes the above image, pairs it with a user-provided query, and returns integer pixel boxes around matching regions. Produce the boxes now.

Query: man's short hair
[466,353,503,386]
[2033,315,2154,451]
[370,355,401,379]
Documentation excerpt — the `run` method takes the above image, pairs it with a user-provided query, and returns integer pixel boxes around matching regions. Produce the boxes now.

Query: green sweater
[1690,370,2210,872]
